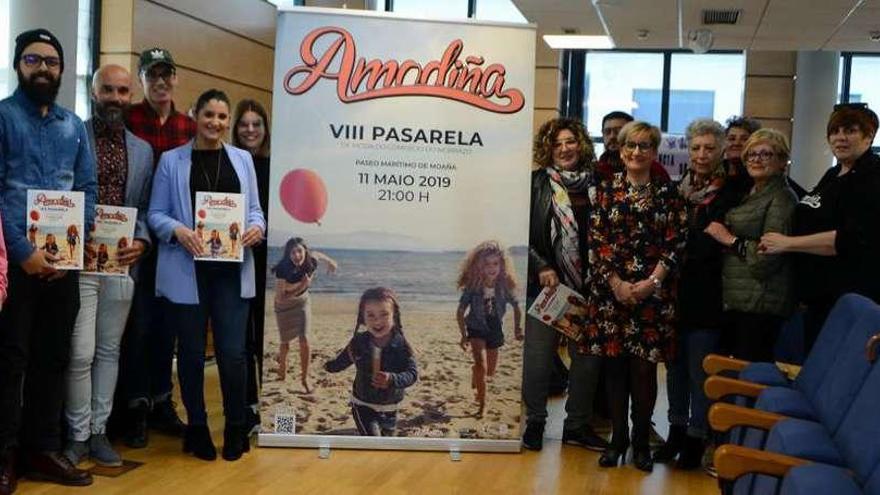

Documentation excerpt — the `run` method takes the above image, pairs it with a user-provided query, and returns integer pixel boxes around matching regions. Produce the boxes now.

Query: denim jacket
[459,282,518,332]
[0,89,97,264]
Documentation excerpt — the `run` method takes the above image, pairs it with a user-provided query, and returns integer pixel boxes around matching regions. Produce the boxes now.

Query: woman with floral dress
[584,121,688,473]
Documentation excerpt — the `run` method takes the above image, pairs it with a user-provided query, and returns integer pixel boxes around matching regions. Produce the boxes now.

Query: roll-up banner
[260,7,535,452]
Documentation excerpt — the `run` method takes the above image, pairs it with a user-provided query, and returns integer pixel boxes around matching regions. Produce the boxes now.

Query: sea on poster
[261,7,535,450]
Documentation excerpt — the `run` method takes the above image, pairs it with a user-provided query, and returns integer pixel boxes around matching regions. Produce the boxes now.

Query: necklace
[197,145,223,191]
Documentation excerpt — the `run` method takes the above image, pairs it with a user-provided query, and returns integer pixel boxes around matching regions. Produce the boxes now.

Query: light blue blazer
[148,141,266,304]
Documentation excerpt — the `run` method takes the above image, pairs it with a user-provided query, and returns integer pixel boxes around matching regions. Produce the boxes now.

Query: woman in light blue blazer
[148,89,265,462]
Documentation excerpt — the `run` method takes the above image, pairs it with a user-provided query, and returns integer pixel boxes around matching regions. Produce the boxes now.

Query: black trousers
[605,356,657,451]
[722,311,784,363]
[245,242,267,408]
[0,267,80,452]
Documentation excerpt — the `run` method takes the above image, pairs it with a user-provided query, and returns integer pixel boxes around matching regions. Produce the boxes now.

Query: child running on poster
[229,222,240,258]
[324,287,418,437]
[456,241,523,417]
[272,237,337,392]
[66,224,79,260]
[208,229,222,258]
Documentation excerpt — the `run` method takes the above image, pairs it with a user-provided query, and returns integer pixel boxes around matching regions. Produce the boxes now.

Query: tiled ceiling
[513,0,880,51]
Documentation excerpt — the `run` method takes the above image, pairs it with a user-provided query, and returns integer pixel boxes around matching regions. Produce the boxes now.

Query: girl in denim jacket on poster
[324,287,417,436]
[456,241,523,418]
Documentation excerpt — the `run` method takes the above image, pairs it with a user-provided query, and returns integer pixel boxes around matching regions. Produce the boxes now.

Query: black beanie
[14,28,65,72]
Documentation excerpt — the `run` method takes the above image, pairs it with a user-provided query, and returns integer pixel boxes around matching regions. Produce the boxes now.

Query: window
[75,0,94,119]
[576,50,745,148]
[392,0,469,18]
[0,0,10,97]
[475,0,527,23]
[668,53,745,134]
[582,52,665,136]
[840,53,880,147]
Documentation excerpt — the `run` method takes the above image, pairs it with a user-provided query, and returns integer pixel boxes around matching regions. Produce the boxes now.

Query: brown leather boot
[24,451,92,486]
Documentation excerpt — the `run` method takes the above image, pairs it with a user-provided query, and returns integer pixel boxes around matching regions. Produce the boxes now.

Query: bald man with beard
[61,64,153,469]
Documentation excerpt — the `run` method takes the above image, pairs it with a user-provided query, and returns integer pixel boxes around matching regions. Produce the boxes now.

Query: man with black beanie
[0,28,97,493]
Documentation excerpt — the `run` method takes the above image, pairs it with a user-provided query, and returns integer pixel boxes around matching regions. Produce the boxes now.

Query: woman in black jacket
[522,118,606,452]
[232,99,271,436]
[760,104,880,354]
[654,119,743,469]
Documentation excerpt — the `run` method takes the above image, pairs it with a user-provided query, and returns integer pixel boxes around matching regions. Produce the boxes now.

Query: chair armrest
[705,375,768,401]
[704,354,750,375]
[714,444,810,482]
[867,333,880,363]
[708,402,786,434]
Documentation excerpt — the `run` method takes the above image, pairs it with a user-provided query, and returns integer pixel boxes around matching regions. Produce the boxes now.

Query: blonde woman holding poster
[148,89,265,462]
[522,118,607,452]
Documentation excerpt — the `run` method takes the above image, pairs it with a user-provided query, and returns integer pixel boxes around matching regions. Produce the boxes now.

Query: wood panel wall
[100,0,276,115]
[533,32,561,144]
[744,50,797,139]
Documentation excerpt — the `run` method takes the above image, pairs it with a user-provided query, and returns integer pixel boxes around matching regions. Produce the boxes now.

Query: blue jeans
[666,327,720,438]
[522,308,600,431]
[166,264,250,426]
[65,275,134,440]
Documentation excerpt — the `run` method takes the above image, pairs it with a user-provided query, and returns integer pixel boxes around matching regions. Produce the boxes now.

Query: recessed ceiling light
[543,35,615,49]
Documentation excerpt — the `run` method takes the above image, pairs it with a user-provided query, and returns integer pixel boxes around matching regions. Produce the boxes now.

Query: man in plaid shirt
[120,47,194,448]
[127,48,195,165]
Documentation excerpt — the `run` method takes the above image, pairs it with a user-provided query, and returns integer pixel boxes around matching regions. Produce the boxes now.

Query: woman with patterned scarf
[522,118,608,453]
[654,119,743,470]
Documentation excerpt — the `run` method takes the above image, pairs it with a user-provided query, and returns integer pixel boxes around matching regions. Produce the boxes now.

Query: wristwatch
[649,275,662,289]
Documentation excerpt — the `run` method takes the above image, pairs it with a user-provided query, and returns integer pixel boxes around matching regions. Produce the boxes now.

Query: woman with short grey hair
[654,119,744,469]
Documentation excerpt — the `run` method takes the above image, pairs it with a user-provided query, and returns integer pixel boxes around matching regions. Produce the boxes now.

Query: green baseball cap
[138,47,176,74]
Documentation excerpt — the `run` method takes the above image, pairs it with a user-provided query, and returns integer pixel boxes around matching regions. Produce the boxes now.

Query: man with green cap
[119,47,195,449]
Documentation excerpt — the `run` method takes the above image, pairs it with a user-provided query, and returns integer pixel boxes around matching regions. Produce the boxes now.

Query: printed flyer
[26,189,85,270]
[260,7,535,452]
[527,285,587,343]
[193,191,246,263]
[84,205,137,276]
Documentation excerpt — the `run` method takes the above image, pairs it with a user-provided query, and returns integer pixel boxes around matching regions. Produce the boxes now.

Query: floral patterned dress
[580,172,688,363]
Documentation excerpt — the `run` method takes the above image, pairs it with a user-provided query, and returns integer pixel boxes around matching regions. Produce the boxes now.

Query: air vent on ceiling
[702,9,741,25]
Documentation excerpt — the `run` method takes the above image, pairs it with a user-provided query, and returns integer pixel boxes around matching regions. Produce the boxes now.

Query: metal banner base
[258,433,521,453]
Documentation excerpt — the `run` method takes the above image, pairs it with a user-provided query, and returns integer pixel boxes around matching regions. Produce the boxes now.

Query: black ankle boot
[633,448,654,472]
[652,424,686,463]
[222,424,246,461]
[124,403,149,449]
[598,446,626,468]
[183,425,216,461]
[675,434,706,470]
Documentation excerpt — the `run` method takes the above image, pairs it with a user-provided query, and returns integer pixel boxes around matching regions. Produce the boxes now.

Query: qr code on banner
[274,407,296,435]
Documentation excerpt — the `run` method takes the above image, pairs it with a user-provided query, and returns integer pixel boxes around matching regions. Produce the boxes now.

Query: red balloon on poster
[30,210,39,222]
[197,209,207,219]
[279,169,328,225]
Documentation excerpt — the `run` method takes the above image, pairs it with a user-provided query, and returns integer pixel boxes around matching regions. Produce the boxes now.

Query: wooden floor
[18,365,719,495]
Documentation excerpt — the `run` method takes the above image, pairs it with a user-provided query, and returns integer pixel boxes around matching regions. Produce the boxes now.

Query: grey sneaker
[89,434,123,467]
[63,440,89,466]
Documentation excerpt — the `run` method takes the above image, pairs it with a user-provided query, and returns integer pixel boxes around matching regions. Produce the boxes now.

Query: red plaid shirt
[126,101,196,167]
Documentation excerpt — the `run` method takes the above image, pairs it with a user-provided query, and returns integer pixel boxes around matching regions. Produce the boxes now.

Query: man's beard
[94,101,127,127]
[17,69,61,106]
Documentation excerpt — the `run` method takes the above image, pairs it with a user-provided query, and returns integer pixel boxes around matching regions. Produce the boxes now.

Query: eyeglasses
[144,68,175,82]
[623,141,654,152]
[744,150,777,162]
[20,54,61,69]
